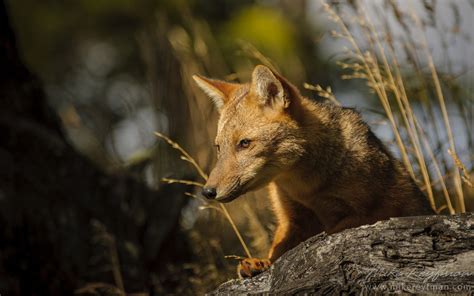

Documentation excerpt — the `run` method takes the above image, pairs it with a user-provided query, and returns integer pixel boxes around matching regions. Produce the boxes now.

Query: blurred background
[1,0,472,294]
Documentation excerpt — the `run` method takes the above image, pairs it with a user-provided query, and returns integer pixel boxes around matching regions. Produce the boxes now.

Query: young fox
[193,65,434,278]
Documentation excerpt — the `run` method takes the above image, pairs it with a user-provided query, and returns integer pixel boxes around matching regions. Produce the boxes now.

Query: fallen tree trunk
[212,213,474,295]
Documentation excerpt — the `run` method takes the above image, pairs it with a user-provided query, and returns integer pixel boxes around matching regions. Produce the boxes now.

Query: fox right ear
[251,65,289,110]
[192,75,239,111]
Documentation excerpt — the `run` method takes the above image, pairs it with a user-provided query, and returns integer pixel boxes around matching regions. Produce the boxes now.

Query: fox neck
[276,97,344,190]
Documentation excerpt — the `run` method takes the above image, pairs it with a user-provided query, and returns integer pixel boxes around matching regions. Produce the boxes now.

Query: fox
[192,65,434,278]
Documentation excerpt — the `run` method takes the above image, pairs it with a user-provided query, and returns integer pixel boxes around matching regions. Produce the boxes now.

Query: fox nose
[202,187,217,199]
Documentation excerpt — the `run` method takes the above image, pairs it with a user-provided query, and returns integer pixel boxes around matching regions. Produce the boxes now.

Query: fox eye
[237,139,251,149]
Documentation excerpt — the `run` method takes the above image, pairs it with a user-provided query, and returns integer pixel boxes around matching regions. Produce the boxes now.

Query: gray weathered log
[212,213,474,295]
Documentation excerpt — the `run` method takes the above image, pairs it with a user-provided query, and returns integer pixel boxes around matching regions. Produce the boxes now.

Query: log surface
[212,213,474,295]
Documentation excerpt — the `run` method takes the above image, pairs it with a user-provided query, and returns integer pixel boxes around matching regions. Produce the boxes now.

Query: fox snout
[201,164,241,203]
[201,187,217,200]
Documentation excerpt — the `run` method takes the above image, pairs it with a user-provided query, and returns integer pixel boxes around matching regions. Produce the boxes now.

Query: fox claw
[237,258,271,278]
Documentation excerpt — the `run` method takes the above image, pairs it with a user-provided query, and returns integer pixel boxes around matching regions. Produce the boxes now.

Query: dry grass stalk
[75,283,126,296]
[448,149,473,188]
[322,0,470,213]
[304,82,340,105]
[162,178,204,187]
[154,132,252,258]
[321,2,417,187]
[407,2,466,213]
[76,221,127,295]
[358,4,436,210]
[238,40,280,74]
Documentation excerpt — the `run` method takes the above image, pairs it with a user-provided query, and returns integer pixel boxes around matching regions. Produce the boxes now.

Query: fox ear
[192,75,239,111]
[251,65,290,109]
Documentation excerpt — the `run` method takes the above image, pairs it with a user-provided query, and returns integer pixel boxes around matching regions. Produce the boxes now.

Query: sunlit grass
[321,0,471,214]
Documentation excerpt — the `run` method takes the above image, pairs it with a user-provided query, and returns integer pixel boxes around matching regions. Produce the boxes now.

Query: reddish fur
[194,65,434,277]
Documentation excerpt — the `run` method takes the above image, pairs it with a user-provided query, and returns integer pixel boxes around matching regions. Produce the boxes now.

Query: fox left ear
[251,65,290,110]
[192,75,239,111]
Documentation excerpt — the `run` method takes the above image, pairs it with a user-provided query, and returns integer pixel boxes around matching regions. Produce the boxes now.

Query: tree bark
[212,213,474,295]
[0,1,188,294]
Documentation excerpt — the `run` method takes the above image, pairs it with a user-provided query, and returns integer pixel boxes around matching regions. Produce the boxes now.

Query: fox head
[193,65,306,202]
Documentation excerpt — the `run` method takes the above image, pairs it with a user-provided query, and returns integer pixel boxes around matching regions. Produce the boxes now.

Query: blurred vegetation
[4,0,473,294]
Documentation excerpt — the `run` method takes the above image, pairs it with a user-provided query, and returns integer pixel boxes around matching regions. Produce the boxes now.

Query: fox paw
[237,258,271,278]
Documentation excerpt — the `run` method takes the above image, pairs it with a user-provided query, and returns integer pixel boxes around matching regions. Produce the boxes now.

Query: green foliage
[223,6,296,60]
